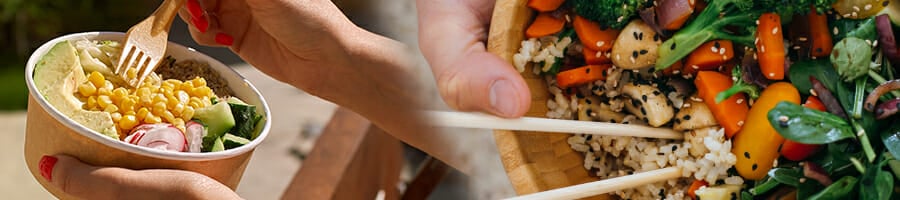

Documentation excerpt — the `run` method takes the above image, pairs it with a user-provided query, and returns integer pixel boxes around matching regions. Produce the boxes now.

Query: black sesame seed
[653,34,660,41]
[594,156,602,161]
[602,70,608,76]
[714,41,721,49]
[623,121,630,124]
[633,32,639,40]
[683,115,691,120]
[592,85,600,91]
[632,99,641,106]
[671,42,677,50]
[586,108,593,116]
[632,51,639,58]
[752,163,758,171]
[638,32,644,40]
[652,90,661,96]
[672,145,678,151]
[674,118,681,123]
[642,95,648,102]
[778,120,789,127]
[730,192,737,200]
[640,107,647,115]
[658,189,665,197]
[586,99,593,104]
[610,119,617,123]
[640,49,648,55]
[586,134,593,140]
[744,152,750,159]
[576,92,585,98]
[816,48,823,53]
[586,67,591,73]
[627,171,633,175]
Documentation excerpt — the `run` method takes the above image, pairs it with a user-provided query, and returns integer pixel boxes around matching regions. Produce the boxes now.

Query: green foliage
[571,0,650,29]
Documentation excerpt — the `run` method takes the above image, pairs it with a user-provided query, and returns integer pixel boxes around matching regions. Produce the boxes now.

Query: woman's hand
[38,155,242,200]
[416,0,531,118]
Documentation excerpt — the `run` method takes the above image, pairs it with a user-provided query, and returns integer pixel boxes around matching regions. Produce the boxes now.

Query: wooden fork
[115,0,186,87]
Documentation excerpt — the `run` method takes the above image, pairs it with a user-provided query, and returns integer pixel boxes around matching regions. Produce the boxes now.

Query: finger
[177,0,230,47]
[416,0,530,118]
[40,155,239,200]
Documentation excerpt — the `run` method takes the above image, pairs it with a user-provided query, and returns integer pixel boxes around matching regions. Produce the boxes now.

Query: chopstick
[505,166,683,200]
[425,111,683,140]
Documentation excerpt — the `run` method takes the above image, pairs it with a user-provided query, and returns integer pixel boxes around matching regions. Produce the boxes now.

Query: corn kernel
[85,96,98,110]
[126,67,138,79]
[152,94,166,104]
[201,96,212,106]
[152,102,167,115]
[119,115,138,130]
[182,106,195,120]
[172,103,185,116]
[145,114,161,124]
[88,71,105,87]
[180,81,194,90]
[191,77,207,87]
[136,107,150,121]
[176,90,190,103]
[110,112,122,122]
[104,105,119,113]
[166,94,179,108]
[124,110,136,116]
[103,81,114,91]
[161,111,176,123]
[78,83,97,97]
[98,95,112,108]
[112,88,128,98]
[120,98,136,113]
[97,87,111,96]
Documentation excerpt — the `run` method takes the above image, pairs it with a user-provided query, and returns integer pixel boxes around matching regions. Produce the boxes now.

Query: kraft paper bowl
[23,32,272,199]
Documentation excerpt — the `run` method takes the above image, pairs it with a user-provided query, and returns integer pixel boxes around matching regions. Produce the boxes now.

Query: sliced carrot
[808,8,833,58]
[526,13,566,38]
[527,0,565,12]
[573,15,620,52]
[657,0,696,30]
[687,180,708,199]
[685,40,735,71]
[583,47,611,65]
[556,64,611,88]
[756,13,786,80]
[695,71,750,138]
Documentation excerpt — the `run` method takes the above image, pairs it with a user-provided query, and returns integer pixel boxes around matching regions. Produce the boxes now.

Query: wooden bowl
[23,32,272,199]
[487,0,611,198]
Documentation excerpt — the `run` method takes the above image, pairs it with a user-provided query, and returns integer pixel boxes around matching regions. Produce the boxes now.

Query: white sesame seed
[755,37,760,44]
[853,6,860,11]
[753,53,758,60]
[565,15,571,22]
[810,89,818,96]
[606,52,612,58]
[812,56,817,59]
[616,54,621,61]
[737,120,745,126]
[755,20,759,25]
[852,12,858,17]
[595,51,603,58]
[798,37,808,42]
[597,41,605,48]
[772,27,779,35]
[711,46,719,53]
[692,65,699,69]
[617,16,624,22]
[737,98,744,104]
[720,48,727,55]
[843,13,851,18]
[769,72,775,77]
[793,46,801,50]
[857,129,865,137]
[799,178,807,183]
[673,70,681,74]
[865,39,872,45]
[683,103,691,108]
[864,4,872,10]
[732,76,738,81]
[873,40,879,47]
[761,45,766,53]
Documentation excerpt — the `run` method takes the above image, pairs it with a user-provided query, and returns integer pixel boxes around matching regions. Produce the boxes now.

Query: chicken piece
[620,83,674,127]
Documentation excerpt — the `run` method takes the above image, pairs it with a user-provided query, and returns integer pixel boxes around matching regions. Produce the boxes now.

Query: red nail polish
[39,155,58,182]
[215,33,234,46]
[191,15,209,33]
[186,0,203,19]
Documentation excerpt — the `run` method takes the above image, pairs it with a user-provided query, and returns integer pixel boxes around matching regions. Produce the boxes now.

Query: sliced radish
[185,121,206,153]
[125,123,188,152]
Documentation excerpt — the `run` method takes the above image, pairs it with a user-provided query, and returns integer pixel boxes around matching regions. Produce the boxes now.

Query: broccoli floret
[571,0,650,29]
[655,0,759,70]
[758,0,837,24]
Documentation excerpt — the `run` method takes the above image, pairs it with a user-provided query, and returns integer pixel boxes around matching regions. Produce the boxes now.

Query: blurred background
[0,0,515,199]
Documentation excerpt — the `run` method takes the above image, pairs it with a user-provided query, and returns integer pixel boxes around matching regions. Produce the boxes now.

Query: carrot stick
[756,13,786,80]
[687,180,708,199]
[573,15,620,52]
[527,0,565,12]
[662,59,684,76]
[685,40,735,72]
[694,71,749,138]
[526,13,566,38]
[556,64,611,88]
[808,8,833,58]
[583,47,611,64]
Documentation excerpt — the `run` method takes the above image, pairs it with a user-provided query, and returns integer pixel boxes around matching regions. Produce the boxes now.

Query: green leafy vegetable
[570,0,649,29]
[807,176,858,200]
[767,168,803,187]
[716,65,760,103]
[789,59,840,95]
[654,0,758,69]
[831,37,877,82]
[880,121,900,160]
[768,102,855,144]
[859,159,893,200]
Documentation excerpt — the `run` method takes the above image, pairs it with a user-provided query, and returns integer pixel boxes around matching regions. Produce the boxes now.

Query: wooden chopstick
[425,111,683,140]
[505,167,683,200]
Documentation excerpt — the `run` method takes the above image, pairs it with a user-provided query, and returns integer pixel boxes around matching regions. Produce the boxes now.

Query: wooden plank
[401,156,451,200]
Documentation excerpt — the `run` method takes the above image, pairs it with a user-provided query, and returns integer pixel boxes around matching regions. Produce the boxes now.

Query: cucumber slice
[223,133,250,149]
[209,136,226,152]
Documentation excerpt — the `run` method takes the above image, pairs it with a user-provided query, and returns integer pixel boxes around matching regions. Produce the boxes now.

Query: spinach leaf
[860,160,894,200]
[808,176,859,200]
[741,191,753,200]
[881,121,900,159]
[768,168,803,187]
[846,17,877,41]
[889,159,900,182]
[768,102,855,144]
[789,59,839,95]
[797,177,825,199]
[831,18,867,42]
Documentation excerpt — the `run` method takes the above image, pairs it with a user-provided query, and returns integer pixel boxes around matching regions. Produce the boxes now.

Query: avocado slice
[34,41,117,139]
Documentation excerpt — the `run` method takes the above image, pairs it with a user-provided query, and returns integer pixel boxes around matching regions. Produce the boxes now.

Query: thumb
[435,49,531,118]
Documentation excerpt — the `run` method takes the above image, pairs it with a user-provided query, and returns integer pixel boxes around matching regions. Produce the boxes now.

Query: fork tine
[116,43,136,76]
[136,57,159,87]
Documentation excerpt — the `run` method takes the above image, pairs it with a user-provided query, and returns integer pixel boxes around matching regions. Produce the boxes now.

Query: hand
[416,0,531,118]
[37,155,241,200]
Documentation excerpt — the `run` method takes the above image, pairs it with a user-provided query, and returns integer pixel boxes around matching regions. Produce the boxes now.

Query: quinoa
[156,56,233,97]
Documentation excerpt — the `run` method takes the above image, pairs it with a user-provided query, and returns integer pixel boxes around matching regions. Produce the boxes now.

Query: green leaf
[860,160,894,200]
[808,176,858,200]
[768,102,855,144]
[767,168,803,187]
[789,59,839,95]
[880,122,900,160]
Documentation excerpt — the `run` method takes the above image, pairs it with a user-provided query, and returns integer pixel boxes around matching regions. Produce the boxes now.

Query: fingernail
[39,155,58,182]
[489,80,520,117]
[191,16,209,33]
[215,33,233,46]
[186,0,208,33]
